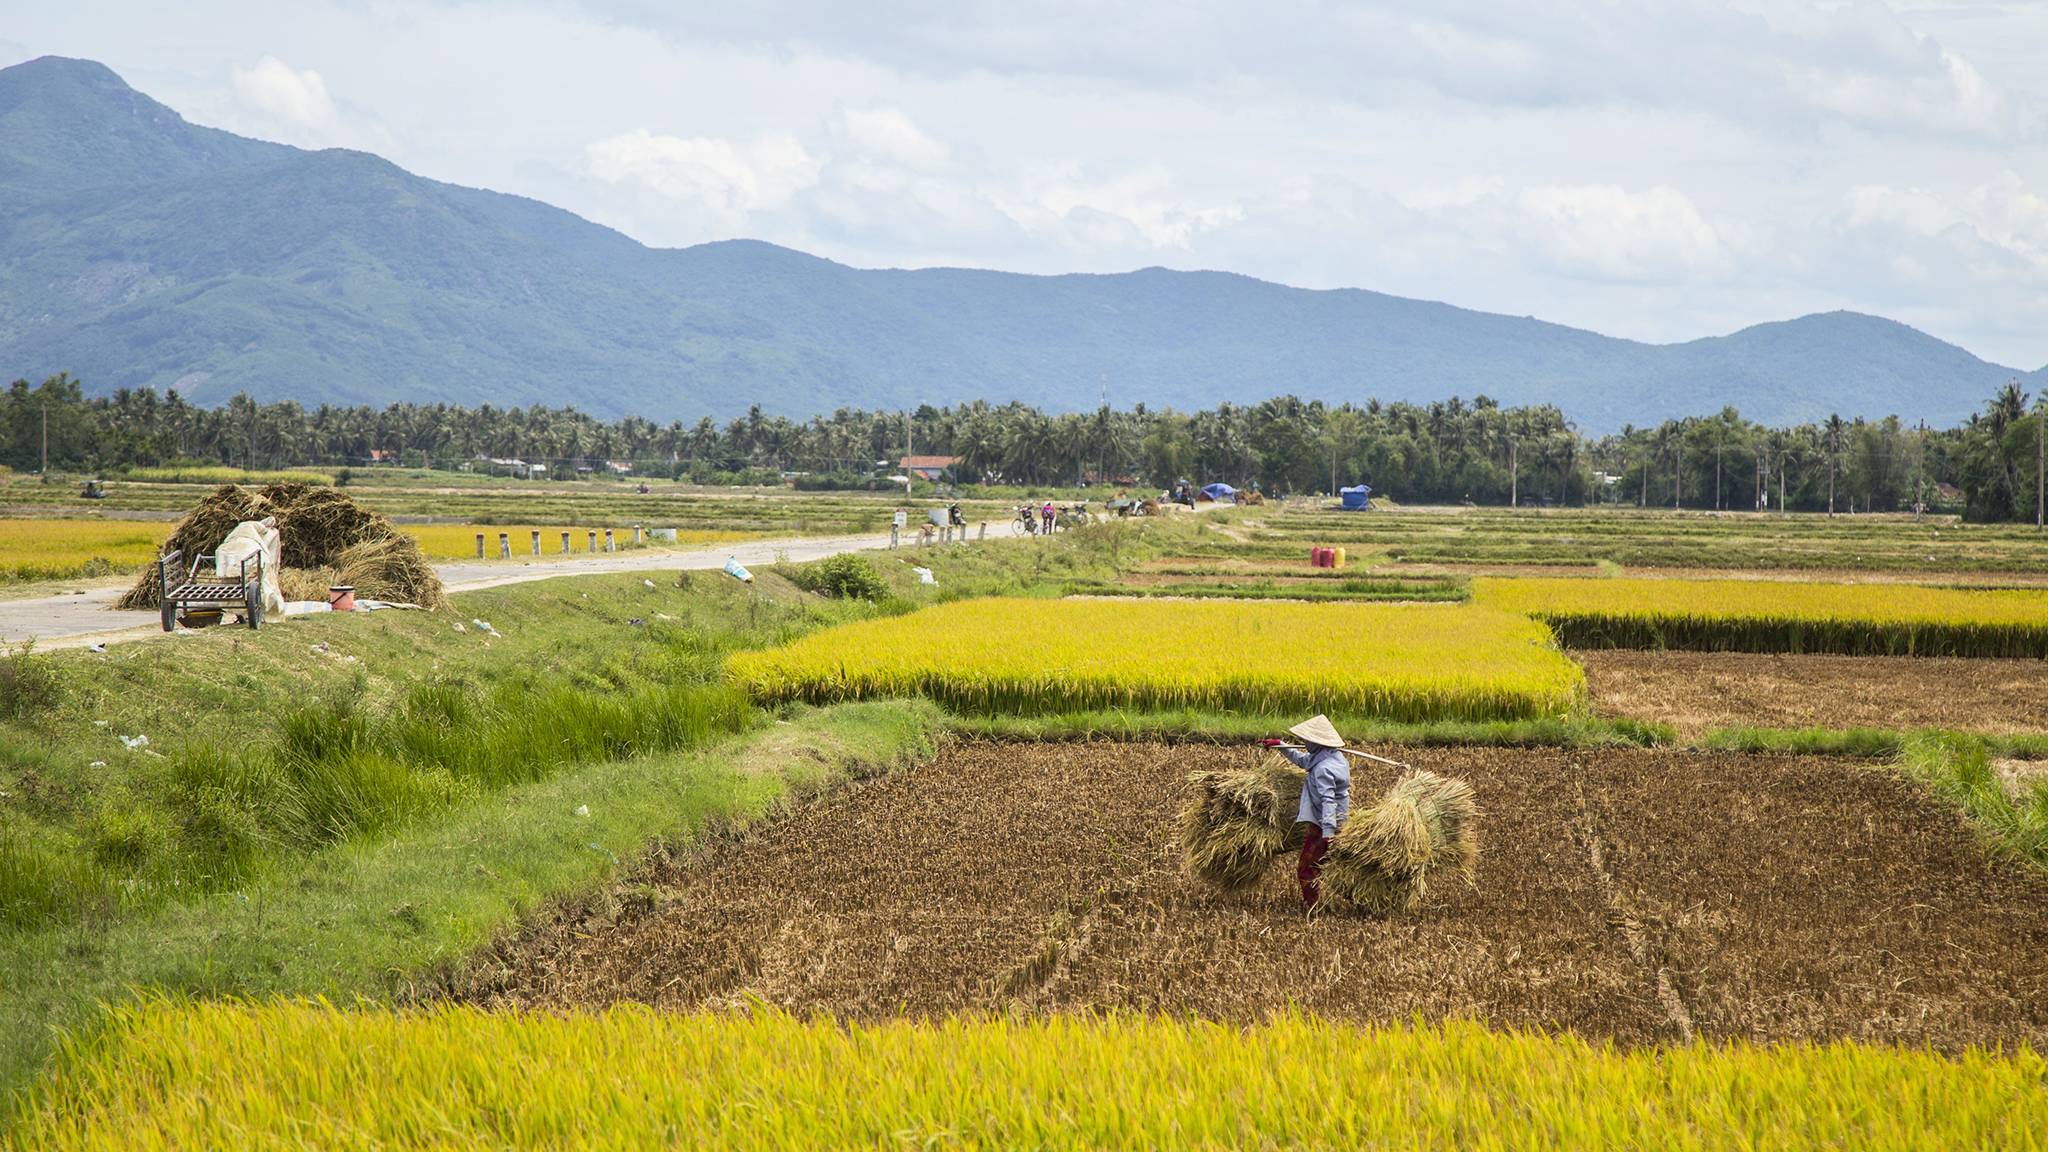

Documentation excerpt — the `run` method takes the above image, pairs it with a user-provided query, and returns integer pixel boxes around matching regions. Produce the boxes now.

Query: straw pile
[1179,753,1305,890]
[1320,770,1479,915]
[116,484,446,610]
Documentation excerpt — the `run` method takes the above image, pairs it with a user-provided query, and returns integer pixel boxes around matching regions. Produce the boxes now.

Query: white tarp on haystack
[216,517,286,617]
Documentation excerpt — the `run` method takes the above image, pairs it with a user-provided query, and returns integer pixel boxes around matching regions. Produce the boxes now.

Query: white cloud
[210,54,397,156]
[585,129,821,217]
[835,106,948,170]
[1003,167,1243,251]
[1514,184,1731,282]
[231,55,336,131]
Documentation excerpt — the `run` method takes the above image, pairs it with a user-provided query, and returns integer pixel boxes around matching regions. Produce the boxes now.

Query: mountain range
[2,54,2041,431]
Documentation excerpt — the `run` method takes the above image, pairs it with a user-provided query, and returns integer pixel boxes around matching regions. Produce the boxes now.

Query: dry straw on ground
[1179,753,1305,890]
[115,483,446,610]
[1321,770,1479,914]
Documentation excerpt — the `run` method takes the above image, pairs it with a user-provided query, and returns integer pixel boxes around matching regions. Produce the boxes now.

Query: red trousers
[1297,825,1330,909]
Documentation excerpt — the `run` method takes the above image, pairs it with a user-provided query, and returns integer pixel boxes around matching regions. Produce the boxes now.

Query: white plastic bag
[216,518,286,617]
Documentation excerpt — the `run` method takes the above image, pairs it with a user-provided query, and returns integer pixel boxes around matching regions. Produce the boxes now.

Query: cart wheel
[246,586,263,630]
[161,597,176,633]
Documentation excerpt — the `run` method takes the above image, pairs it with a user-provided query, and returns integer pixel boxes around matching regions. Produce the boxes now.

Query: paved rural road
[0,531,894,649]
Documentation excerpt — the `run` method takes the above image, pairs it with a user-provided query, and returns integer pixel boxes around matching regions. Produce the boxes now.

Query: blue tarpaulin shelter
[1200,482,1237,501]
[1340,484,1372,511]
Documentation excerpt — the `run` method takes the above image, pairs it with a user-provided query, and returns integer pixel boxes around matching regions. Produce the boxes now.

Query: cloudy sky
[5,1,2047,368]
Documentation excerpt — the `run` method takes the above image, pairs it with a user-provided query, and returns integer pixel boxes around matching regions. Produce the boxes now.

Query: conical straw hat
[1288,714,1344,748]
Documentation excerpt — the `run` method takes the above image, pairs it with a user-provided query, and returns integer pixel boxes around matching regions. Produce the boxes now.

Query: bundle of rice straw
[1180,752,1306,890]
[271,487,385,569]
[116,483,445,610]
[336,535,447,609]
[1321,770,1479,915]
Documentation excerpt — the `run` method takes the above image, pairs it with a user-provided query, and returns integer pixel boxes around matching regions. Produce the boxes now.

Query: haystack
[1179,753,1306,890]
[1320,770,1479,915]
[116,483,445,610]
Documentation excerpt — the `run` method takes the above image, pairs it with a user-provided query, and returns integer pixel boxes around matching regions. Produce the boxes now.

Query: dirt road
[0,532,890,649]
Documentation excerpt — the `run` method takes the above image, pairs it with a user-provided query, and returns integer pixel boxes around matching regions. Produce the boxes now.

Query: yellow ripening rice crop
[118,466,334,485]
[15,1000,2045,1151]
[400,525,756,559]
[1475,576,2048,658]
[729,598,1584,721]
[0,519,164,581]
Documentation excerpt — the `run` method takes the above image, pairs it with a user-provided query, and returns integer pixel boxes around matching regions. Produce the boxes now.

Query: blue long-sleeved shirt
[1282,746,1351,838]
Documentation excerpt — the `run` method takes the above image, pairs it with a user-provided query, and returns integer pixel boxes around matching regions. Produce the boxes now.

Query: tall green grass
[1896,732,2048,869]
[4,680,750,934]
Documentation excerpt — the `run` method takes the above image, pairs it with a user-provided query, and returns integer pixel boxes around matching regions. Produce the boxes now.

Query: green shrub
[0,642,64,721]
[89,803,172,874]
[0,834,104,931]
[173,786,269,888]
[789,554,890,601]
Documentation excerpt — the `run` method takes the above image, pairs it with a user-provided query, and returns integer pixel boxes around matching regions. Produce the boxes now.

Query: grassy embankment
[0,553,966,1112]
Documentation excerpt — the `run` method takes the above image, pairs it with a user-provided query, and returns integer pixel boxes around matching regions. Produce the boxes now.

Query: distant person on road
[1259,714,1352,911]
[1041,501,1055,534]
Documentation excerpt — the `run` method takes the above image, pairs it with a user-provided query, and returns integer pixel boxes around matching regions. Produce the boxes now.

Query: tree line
[5,373,2044,521]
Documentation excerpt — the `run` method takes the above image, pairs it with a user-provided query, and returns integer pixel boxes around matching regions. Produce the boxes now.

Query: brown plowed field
[1579,650,2048,736]
[461,743,2048,1050]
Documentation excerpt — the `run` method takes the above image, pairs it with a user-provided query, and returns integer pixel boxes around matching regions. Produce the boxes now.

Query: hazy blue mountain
[0,55,2035,429]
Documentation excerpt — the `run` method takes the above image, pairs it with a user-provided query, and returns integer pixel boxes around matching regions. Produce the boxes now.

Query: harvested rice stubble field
[463,742,2048,1051]
[1579,650,2048,737]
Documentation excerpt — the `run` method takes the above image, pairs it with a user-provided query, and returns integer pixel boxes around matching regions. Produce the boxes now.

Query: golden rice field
[1476,575,2048,658]
[0,519,162,582]
[115,466,334,485]
[729,597,1584,720]
[400,524,758,559]
[13,1001,2042,1151]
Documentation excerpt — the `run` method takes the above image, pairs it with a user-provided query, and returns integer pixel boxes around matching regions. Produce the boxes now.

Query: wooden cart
[157,548,264,631]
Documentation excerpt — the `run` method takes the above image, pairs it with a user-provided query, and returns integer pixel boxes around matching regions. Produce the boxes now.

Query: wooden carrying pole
[1273,742,1412,771]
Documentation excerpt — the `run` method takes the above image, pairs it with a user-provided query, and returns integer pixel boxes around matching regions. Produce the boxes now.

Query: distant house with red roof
[898,455,961,481]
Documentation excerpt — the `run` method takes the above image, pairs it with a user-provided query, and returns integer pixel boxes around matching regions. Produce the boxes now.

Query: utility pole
[1673,439,1681,511]
[40,401,48,476]
[1509,437,1518,508]
[1715,439,1722,510]
[1827,426,1837,516]
[2037,397,2045,532]
[1098,373,1108,487]
[1915,420,1928,518]
[1777,447,1786,512]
